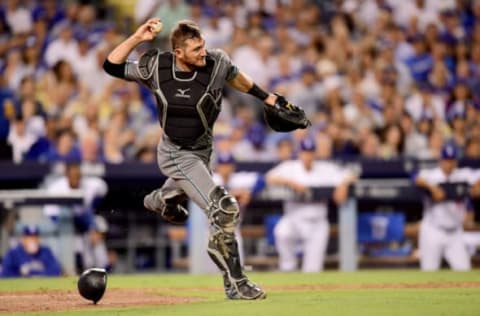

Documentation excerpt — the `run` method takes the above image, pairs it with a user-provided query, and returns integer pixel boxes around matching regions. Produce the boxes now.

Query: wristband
[247,83,269,101]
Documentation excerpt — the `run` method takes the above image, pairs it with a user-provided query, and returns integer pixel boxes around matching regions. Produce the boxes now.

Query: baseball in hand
[151,21,163,34]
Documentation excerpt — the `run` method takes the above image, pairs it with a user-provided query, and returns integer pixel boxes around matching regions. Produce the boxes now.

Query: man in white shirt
[44,162,108,272]
[405,82,445,122]
[266,138,355,272]
[44,22,78,68]
[414,143,480,270]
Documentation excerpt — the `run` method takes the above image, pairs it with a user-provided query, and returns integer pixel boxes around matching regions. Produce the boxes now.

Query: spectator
[139,0,190,47]
[79,130,102,165]
[0,0,479,164]
[202,10,234,49]
[4,0,33,35]
[3,48,28,91]
[45,129,81,162]
[232,123,275,162]
[359,131,381,158]
[377,40,413,96]
[232,33,274,89]
[405,82,446,122]
[379,124,404,159]
[288,64,323,120]
[343,88,382,133]
[400,111,428,158]
[7,115,36,163]
[20,99,46,139]
[465,137,480,159]
[31,0,66,30]
[405,34,433,83]
[44,21,78,68]
[1,224,61,277]
[71,32,104,95]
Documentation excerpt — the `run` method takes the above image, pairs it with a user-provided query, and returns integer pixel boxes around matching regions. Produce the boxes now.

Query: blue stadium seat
[264,214,282,247]
[358,213,405,243]
[357,212,411,257]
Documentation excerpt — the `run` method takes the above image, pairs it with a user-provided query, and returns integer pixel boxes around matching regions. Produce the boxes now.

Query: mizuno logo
[175,88,191,98]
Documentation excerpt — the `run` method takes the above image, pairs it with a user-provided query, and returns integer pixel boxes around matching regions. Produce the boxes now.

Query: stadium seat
[357,212,412,257]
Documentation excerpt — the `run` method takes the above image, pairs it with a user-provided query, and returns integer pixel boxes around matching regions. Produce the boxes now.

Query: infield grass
[1,270,480,316]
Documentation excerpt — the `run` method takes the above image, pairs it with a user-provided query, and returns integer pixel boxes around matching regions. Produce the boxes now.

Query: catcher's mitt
[264,94,311,132]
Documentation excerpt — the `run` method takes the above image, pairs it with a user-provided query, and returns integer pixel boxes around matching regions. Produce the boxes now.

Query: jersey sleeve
[41,247,62,276]
[476,169,480,183]
[43,178,65,218]
[458,168,480,185]
[266,161,294,179]
[209,48,239,81]
[230,172,259,190]
[317,163,353,187]
[415,169,432,184]
[336,167,354,186]
[83,177,108,207]
[0,249,19,277]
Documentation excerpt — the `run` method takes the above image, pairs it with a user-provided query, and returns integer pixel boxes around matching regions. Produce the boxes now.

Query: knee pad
[208,186,240,234]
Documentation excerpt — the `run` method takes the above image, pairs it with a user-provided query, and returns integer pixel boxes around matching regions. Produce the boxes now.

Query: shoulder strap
[195,56,215,86]
[157,51,172,69]
[157,52,173,83]
[138,48,160,79]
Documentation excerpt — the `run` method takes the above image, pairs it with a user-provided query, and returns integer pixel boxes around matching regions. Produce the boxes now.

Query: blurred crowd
[1,0,480,166]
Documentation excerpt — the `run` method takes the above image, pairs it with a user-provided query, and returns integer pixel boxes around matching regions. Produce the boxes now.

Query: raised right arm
[103,18,162,79]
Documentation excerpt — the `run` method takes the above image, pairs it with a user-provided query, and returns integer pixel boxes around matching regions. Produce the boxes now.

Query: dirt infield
[0,288,200,314]
[1,282,480,314]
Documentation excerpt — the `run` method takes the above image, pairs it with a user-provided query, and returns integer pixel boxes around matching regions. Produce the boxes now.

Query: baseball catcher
[103,18,310,300]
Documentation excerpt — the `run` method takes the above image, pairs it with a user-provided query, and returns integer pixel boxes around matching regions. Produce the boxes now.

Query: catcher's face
[175,37,207,70]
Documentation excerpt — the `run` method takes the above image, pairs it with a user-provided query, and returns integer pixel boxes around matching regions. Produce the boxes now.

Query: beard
[185,56,206,69]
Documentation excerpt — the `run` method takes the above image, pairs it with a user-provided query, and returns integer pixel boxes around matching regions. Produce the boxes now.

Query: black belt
[179,144,209,151]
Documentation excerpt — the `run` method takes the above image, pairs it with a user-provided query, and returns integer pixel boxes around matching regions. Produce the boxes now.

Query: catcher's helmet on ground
[77,268,107,304]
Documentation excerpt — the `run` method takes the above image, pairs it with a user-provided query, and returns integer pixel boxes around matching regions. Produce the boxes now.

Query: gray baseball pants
[155,137,215,210]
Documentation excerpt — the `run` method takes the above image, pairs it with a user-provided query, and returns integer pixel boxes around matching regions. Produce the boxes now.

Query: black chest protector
[156,52,222,148]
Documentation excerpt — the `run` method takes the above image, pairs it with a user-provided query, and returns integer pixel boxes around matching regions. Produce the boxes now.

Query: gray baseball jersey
[124,48,238,210]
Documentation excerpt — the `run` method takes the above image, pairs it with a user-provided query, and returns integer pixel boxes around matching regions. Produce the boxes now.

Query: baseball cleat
[225,278,267,300]
[143,190,189,224]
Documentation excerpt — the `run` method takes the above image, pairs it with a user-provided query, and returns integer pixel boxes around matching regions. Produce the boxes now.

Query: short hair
[170,20,202,50]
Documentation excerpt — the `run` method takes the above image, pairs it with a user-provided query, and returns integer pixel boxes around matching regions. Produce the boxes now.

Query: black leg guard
[206,186,266,300]
[143,190,189,224]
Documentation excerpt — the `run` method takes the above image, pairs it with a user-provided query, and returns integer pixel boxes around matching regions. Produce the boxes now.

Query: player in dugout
[1,224,62,278]
[414,142,480,271]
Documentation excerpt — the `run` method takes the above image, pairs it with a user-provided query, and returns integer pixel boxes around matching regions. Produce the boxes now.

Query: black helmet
[77,268,107,304]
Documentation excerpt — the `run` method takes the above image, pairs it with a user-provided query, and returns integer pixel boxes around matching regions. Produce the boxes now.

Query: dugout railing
[0,159,479,274]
